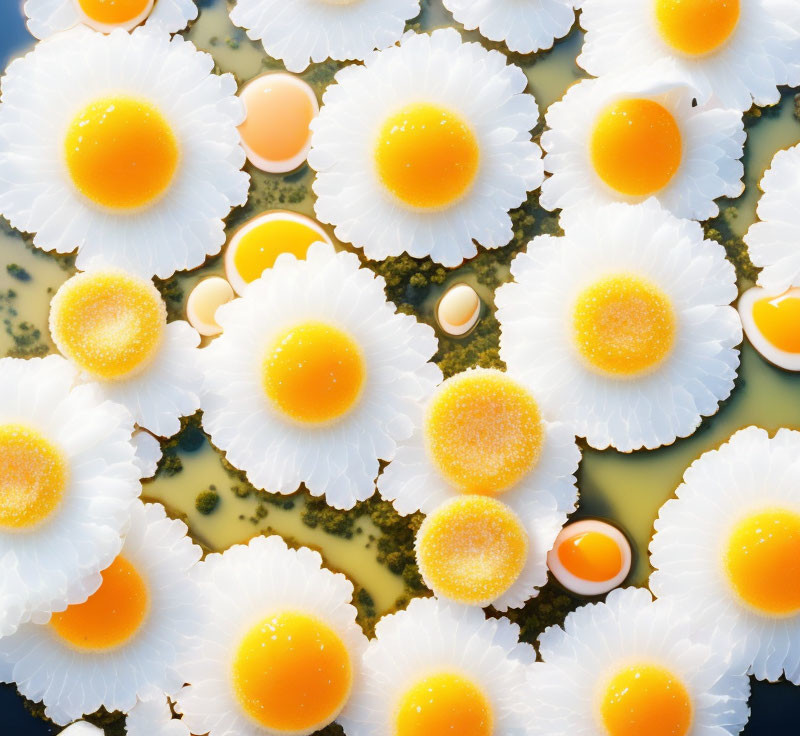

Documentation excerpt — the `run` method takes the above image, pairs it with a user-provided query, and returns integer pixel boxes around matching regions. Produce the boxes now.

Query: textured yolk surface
[232,611,352,732]
[77,0,151,24]
[233,219,321,284]
[50,555,149,651]
[590,98,682,197]
[375,103,480,209]
[752,294,800,354]
[65,96,178,210]
[262,321,366,424]
[725,508,800,616]
[424,371,544,494]
[655,0,740,56]
[51,271,166,381]
[557,531,623,583]
[573,274,676,377]
[0,424,67,530]
[417,496,528,605]
[395,672,493,736]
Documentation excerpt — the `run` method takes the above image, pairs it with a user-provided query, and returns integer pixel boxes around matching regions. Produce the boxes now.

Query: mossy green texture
[196,488,221,515]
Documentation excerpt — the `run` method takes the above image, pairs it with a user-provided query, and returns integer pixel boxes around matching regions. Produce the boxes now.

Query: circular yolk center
[424,371,544,494]
[233,219,322,284]
[601,664,693,736]
[655,0,741,56]
[590,98,682,197]
[375,103,480,209]
[232,611,352,732]
[395,672,493,736]
[752,294,800,354]
[65,96,179,210]
[558,531,623,583]
[725,508,800,616]
[262,321,366,424]
[417,495,528,605]
[573,274,677,377]
[76,0,152,25]
[50,271,166,381]
[50,555,149,651]
[0,424,67,531]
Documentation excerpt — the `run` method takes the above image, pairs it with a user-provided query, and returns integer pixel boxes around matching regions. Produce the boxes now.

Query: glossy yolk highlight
[590,98,682,197]
[232,611,352,732]
[557,531,623,583]
[0,424,67,530]
[573,274,676,377]
[65,96,178,210]
[424,371,544,494]
[752,294,800,354]
[395,672,493,736]
[375,103,480,209]
[725,508,800,616]
[233,219,321,284]
[50,555,149,651]
[262,321,366,424]
[77,0,151,25]
[601,664,693,736]
[655,0,741,56]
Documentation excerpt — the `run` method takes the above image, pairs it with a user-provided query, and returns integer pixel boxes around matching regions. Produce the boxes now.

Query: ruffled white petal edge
[132,429,162,479]
[127,694,191,736]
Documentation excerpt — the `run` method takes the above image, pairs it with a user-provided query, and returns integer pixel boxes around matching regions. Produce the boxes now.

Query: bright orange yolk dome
[50,555,149,650]
[655,0,741,56]
[65,96,179,210]
[590,98,682,197]
[557,531,623,583]
[232,611,352,732]
[77,0,152,25]
[375,103,480,209]
[752,294,800,354]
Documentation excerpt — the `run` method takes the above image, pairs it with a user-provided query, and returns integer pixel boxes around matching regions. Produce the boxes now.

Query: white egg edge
[186,277,235,337]
[73,0,155,33]
[738,286,800,372]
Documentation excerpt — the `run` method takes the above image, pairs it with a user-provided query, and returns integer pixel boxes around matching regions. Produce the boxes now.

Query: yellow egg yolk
[50,555,149,651]
[417,496,528,605]
[600,664,693,736]
[375,103,480,209]
[557,531,623,583]
[573,274,677,377]
[65,96,179,210]
[77,0,151,25]
[751,293,800,354]
[655,0,741,56]
[232,611,352,732]
[590,98,682,197]
[262,321,366,424]
[424,371,544,494]
[725,508,800,616]
[0,424,67,531]
[395,672,493,736]
[50,271,166,381]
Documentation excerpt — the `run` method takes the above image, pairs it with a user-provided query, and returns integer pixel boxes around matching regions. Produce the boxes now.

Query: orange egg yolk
[655,0,741,56]
[77,0,152,25]
[751,293,800,354]
[232,611,352,732]
[65,96,179,210]
[50,555,149,651]
[375,103,480,209]
[557,531,623,583]
[590,98,682,197]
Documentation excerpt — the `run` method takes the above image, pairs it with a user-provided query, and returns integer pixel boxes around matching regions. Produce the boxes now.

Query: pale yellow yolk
[50,271,166,381]
[0,424,67,530]
[600,664,693,736]
[655,0,741,56]
[375,103,480,209]
[395,672,493,736]
[233,219,322,284]
[50,555,149,650]
[557,531,623,583]
[65,96,179,210]
[424,371,544,494]
[573,274,677,377]
[232,612,352,732]
[725,508,800,616]
[262,321,366,424]
[591,98,682,197]
[417,496,528,605]
[77,0,151,25]
[752,294,800,354]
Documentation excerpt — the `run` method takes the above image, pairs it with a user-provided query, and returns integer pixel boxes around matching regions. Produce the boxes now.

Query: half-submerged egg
[186,277,235,337]
[739,286,800,371]
[436,283,482,337]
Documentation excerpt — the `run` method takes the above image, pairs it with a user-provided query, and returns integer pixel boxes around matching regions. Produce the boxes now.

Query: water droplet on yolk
[655,0,741,56]
[50,555,149,650]
[375,103,480,209]
[77,0,152,26]
[231,611,352,732]
[0,424,67,530]
[557,531,623,583]
[65,96,179,210]
[573,273,676,377]
[751,294,800,354]
[590,98,682,197]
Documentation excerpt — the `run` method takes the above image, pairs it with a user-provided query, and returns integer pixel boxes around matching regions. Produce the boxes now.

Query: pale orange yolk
[591,98,682,197]
[573,274,677,377]
[725,508,800,616]
[232,611,352,732]
[77,0,152,25]
[655,0,741,56]
[557,531,623,583]
[262,321,366,424]
[600,664,693,736]
[0,424,67,530]
[50,555,149,650]
[751,293,800,354]
[65,96,179,210]
[375,103,480,209]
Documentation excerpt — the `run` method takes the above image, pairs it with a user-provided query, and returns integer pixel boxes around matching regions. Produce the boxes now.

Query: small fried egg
[739,286,800,371]
[436,283,482,337]
[186,277,235,337]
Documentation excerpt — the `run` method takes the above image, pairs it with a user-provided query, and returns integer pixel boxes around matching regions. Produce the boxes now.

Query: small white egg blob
[738,286,800,371]
[437,283,481,337]
[59,722,104,736]
[186,277,235,337]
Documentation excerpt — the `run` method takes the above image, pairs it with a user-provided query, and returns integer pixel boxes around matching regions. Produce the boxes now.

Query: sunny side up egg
[739,287,800,371]
[74,0,155,31]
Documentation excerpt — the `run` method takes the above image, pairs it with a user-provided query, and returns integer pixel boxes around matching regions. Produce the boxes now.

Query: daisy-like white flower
[132,430,162,479]
[127,694,190,736]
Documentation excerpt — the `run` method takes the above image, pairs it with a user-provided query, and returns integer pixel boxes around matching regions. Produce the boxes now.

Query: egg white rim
[738,286,800,372]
